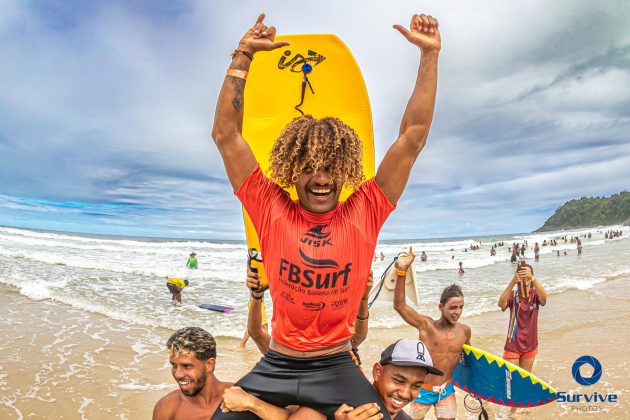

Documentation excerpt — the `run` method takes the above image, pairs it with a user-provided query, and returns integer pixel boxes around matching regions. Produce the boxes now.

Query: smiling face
[295,167,343,214]
[169,351,214,397]
[372,363,427,416]
[439,296,464,326]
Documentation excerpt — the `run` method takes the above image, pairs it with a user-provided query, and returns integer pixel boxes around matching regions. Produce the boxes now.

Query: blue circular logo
[572,355,602,386]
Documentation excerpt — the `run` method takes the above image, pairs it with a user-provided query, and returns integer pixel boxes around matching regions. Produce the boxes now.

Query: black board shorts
[166,283,181,294]
[211,348,390,420]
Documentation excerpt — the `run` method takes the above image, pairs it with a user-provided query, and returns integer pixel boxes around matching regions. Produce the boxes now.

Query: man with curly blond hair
[212,11,441,419]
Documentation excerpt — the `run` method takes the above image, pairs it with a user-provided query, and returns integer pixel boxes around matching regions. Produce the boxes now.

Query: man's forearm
[398,50,439,146]
[351,297,369,347]
[247,298,263,336]
[393,273,407,311]
[212,53,252,142]
[249,401,291,419]
[498,280,517,308]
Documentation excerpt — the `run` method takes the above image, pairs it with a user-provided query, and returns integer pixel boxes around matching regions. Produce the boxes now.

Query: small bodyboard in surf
[199,304,234,313]
[453,344,557,407]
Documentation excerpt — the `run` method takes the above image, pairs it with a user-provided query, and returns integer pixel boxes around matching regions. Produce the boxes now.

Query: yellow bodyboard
[242,34,374,288]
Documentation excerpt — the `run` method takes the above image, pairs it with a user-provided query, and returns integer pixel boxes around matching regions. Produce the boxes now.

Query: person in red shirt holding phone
[498,261,548,415]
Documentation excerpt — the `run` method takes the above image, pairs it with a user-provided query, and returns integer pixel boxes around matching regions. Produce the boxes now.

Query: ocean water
[0,224,628,339]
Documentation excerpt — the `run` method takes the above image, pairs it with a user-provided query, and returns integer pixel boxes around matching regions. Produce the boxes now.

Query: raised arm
[533,276,547,306]
[350,271,373,348]
[245,268,271,354]
[498,272,519,310]
[393,247,432,329]
[520,265,547,306]
[375,14,441,205]
[211,13,289,190]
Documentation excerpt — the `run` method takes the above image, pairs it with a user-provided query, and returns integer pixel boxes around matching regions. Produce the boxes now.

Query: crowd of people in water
[150,10,623,420]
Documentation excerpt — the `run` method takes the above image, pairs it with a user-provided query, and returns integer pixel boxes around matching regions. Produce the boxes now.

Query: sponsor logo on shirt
[300,225,333,247]
[280,291,295,304]
[277,225,353,296]
[302,301,326,311]
[331,298,348,309]
[279,258,352,290]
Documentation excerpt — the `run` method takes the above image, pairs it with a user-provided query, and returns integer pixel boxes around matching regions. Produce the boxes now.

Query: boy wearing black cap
[393,247,471,420]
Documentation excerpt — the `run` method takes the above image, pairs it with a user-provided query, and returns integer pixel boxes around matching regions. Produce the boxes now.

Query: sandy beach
[2,273,628,419]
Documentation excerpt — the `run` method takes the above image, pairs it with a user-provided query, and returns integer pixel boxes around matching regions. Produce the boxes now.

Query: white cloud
[1,0,629,239]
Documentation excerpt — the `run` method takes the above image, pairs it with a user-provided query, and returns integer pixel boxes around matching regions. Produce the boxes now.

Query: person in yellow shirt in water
[167,277,189,304]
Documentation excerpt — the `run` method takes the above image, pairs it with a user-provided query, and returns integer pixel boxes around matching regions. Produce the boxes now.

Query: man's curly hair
[269,115,365,189]
[166,327,216,361]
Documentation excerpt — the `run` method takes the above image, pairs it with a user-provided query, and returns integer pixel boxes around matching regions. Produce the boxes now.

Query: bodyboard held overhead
[369,251,419,306]
[453,344,557,407]
[242,34,375,287]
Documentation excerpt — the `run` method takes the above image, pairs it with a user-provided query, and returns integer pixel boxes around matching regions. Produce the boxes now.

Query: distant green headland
[536,191,630,232]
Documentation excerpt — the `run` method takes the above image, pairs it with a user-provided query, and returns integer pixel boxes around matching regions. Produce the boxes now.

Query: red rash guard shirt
[236,165,395,351]
[503,288,544,353]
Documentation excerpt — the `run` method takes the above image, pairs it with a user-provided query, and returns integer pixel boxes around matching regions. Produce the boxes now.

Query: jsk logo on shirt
[300,225,334,248]
[279,224,353,291]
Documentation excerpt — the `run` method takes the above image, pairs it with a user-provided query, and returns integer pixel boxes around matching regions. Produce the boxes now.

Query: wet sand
[1,275,629,419]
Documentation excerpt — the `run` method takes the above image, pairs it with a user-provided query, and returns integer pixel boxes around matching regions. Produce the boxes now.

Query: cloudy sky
[1,0,628,240]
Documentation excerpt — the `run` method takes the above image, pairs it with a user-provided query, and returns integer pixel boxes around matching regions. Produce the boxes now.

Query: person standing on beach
[211,11,442,418]
[186,252,198,269]
[534,242,540,261]
[498,262,547,416]
[166,277,189,304]
[393,248,471,420]
[576,237,582,255]
[153,327,232,420]
[458,261,464,275]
